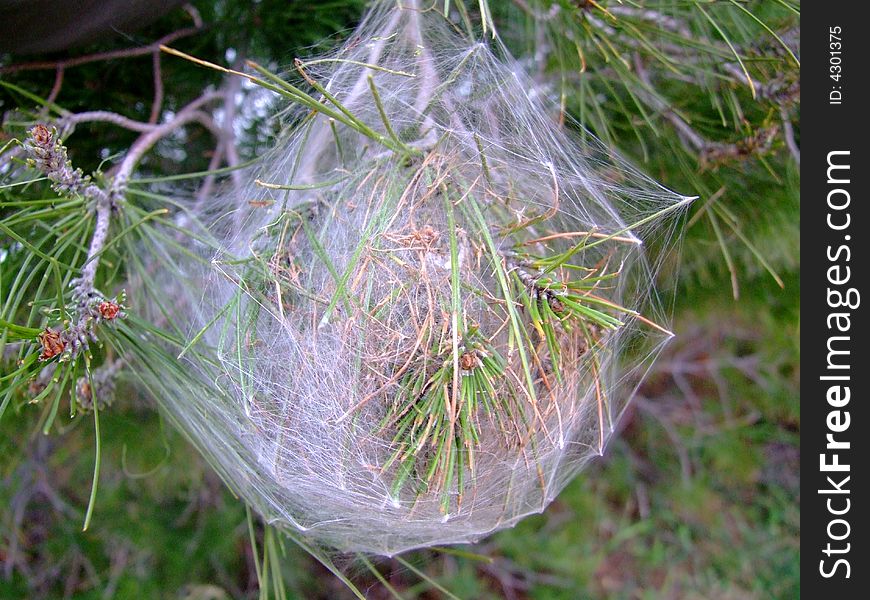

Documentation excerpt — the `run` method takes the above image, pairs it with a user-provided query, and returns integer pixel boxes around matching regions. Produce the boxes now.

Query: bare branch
[632,55,706,152]
[149,52,165,125]
[110,91,222,193]
[46,66,65,106]
[0,26,202,75]
[63,111,159,133]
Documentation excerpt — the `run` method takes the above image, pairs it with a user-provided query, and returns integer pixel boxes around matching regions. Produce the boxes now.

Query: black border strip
[803,4,867,595]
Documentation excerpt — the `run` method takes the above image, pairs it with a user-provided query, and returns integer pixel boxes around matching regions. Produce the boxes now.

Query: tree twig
[0,26,202,75]
[149,52,165,124]
[110,91,222,193]
[46,66,65,106]
[22,91,221,358]
[62,111,159,133]
[632,54,706,152]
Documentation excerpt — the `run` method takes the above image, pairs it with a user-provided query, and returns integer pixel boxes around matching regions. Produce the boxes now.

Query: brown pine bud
[30,124,52,147]
[98,300,121,320]
[459,351,478,371]
[38,328,65,361]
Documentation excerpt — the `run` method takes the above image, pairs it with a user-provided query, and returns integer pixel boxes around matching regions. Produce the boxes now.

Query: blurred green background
[1,1,799,598]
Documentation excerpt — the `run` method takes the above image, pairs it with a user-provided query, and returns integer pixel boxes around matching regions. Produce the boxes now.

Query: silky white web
[145,0,692,555]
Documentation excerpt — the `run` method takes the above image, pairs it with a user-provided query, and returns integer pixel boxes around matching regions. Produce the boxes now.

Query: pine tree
[1,1,799,597]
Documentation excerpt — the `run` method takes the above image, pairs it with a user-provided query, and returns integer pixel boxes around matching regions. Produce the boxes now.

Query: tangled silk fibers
[156,1,691,554]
